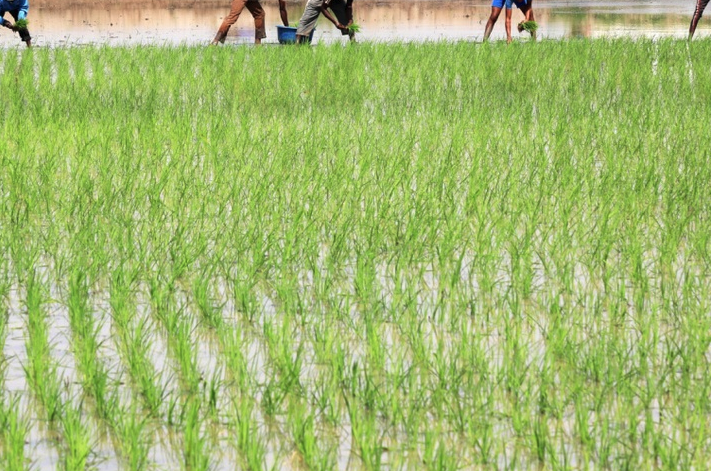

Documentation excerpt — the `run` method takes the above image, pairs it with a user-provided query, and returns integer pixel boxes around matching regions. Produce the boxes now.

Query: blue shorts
[492,0,527,9]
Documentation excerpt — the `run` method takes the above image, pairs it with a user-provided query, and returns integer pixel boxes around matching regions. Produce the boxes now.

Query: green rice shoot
[1,39,711,469]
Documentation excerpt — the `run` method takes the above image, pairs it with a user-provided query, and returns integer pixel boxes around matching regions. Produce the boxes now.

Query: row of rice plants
[0,263,30,470]
[1,39,711,469]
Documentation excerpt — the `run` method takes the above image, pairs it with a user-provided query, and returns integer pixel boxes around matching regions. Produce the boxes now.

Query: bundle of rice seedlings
[519,20,538,33]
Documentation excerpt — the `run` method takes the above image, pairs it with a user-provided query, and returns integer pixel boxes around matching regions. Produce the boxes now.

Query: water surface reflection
[0,0,704,46]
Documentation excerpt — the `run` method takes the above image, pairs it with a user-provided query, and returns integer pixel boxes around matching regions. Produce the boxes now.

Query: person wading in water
[483,0,535,43]
[295,0,355,44]
[0,0,32,47]
[690,0,710,39]
[212,0,290,45]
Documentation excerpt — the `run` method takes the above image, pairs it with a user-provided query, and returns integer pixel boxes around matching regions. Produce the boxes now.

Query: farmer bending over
[0,0,32,47]
[484,0,535,43]
[690,0,710,39]
[212,0,289,45]
[295,0,354,44]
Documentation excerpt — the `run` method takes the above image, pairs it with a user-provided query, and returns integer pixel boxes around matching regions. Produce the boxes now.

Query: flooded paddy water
[0,0,704,47]
[3,4,711,469]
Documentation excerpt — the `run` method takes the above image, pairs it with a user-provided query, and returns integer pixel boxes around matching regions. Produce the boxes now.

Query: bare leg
[690,0,710,39]
[524,0,534,21]
[505,8,513,43]
[484,7,503,41]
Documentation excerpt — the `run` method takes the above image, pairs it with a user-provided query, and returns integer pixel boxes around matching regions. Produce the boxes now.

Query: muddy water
[0,0,702,47]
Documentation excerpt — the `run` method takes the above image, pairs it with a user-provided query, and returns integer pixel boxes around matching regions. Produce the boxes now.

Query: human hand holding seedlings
[320,4,345,32]
[518,1,537,39]
[0,0,32,47]
[345,0,355,39]
[319,0,356,37]
[518,20,538,35]
[295,0,354,43]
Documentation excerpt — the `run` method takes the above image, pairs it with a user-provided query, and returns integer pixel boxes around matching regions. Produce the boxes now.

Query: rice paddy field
[1,38,711,470]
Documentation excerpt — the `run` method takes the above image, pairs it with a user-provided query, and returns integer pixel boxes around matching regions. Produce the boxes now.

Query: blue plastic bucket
[277,26,315,44]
